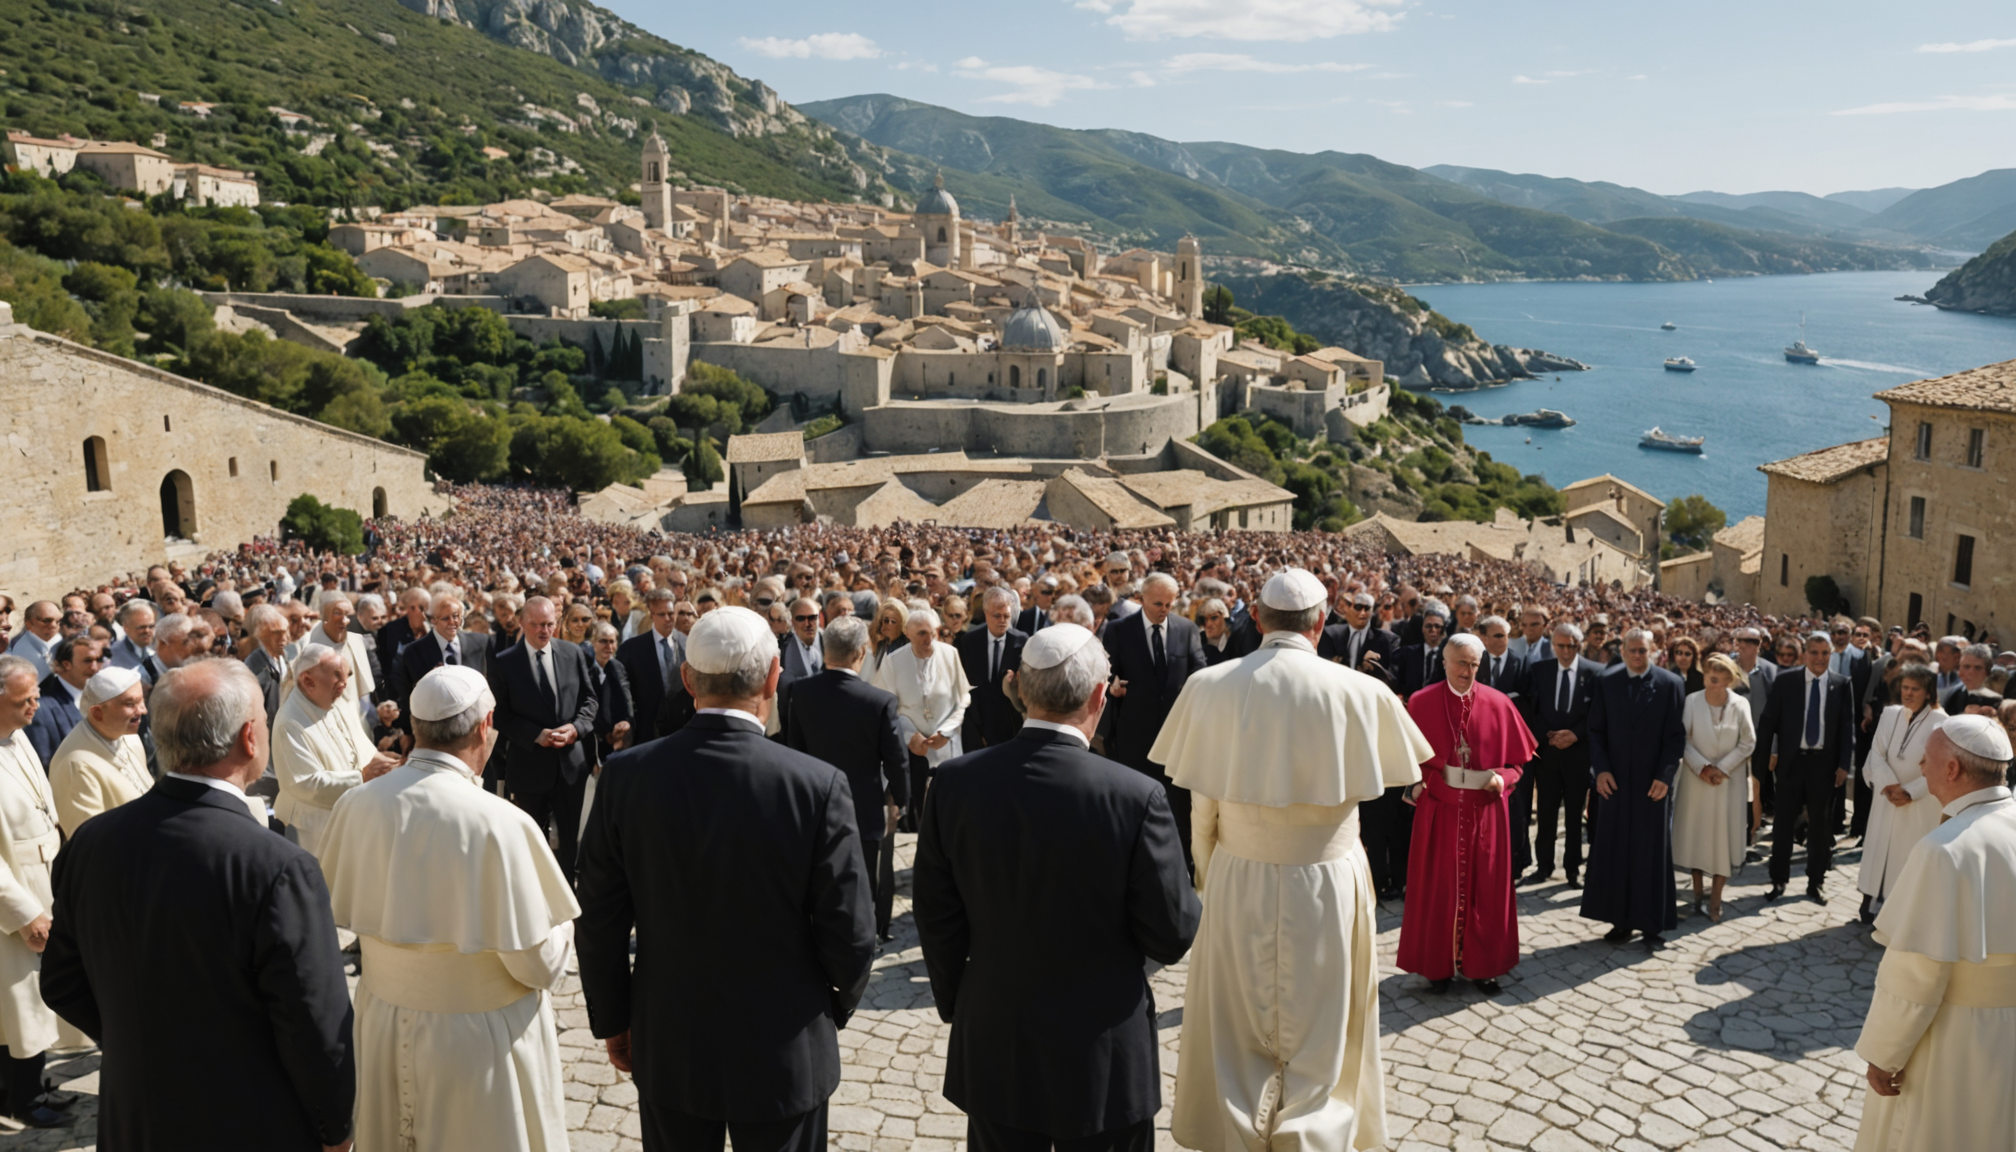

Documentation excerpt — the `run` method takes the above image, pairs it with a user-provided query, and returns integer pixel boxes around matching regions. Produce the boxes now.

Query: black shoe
[1473,978,1502,995]
[1766,884,1787,902]
[1603,925,1632,944]
[1807,885,1826,905]
[1565,875,1583,890]
[35,1088,78,1111]
[1521,870,1555,886]
[1378,887,1401,903]
[1427,977,1453,994]
[1643,934,1667,951]
[12,1105,74,1129]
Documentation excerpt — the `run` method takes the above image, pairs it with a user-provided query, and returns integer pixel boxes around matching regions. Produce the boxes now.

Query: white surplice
[271,690,376,857]
[47,722,153,837]
[1150,633,1430,1152]
[0,735,86,1059]
[1857,705,1945,901]
[322,749,582,1152]
[1853,786,2016,1152]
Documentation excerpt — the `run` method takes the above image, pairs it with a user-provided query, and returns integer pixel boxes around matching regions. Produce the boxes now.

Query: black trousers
[968,1115,1155,1152]
[1507,768,1535,872]
[1361,785,1414,894]
[861,834,895,938]
[1,1047,44,1115]
[1770,749,1843,887]
[640,1102,826,1152]
[513,770,590,884]
[1531,752,1592,878]
[1122,756,1194,875]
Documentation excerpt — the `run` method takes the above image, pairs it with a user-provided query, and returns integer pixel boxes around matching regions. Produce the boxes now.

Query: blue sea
[1409,272,2016,518]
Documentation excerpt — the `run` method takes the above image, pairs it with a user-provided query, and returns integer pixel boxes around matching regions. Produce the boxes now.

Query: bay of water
[1409,272,2016,518]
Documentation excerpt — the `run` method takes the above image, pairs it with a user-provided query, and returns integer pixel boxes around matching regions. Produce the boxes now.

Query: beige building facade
[1754,438,1887,617]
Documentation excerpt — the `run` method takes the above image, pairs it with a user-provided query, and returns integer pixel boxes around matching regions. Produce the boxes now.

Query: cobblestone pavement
[3,834,1880,1151]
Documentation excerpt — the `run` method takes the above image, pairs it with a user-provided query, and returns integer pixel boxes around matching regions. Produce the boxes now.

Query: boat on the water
[1660,321,1677,331]
[1785,313,1821,364]
[1640,426,1705,453]
[1664,356,1696,372]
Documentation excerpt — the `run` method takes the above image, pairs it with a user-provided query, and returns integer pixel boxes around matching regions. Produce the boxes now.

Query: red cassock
[1397,681,1538,981]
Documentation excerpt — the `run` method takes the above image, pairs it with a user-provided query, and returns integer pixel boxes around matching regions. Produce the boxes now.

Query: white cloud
[1917,38,2016,53]
[1095,0,1405,41]
[1129,71,1159,87]
[1163,52,1371,74]
[1512,75,1547,84]
[954,59,1112,106]
[889,60,939,73]
[737,33,882,60]
[1832,93,2016,115]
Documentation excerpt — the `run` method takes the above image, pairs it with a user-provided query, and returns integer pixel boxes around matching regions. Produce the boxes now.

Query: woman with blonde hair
[873,606,972,793]
[938,594,970,640]
[869,599,910,677]
[1673,652,1757,922]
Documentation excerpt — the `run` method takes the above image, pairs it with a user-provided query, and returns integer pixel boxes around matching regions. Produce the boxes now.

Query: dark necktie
[1152,623,1167,676]
[1349,629,1362,668]
[990,636,1002,682]
[141,654,162,682]
[535,648,555,706]
[1805,676,1822,747]
[1556,667,1570,715]
[444,642,459,666]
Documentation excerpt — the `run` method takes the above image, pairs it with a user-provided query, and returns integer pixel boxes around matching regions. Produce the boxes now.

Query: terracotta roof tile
[1875,358,2016,415]
[1756,438,1887,484]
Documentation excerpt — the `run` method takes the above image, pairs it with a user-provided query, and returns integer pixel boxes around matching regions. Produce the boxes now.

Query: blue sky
[600,0,2016,196]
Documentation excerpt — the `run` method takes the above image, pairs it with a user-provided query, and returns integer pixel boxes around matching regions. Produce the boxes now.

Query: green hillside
[1601,217,1937,278]
[1923,227,2016,317]
[0,0,870,209]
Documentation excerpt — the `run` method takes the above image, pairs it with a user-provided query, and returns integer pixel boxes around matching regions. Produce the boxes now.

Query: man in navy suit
[1102,574,1207,869]
[1522,623,1604,887]
[1756,631,1858,902]
[488,597,598,884]
[953,587,1027,751]
[781,616,909,942]
[394,592,492,731]
[26,636,102,767]
[614,589,686,747]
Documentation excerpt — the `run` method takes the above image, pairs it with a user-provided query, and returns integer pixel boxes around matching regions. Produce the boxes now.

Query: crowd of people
[0,483,2010,1151]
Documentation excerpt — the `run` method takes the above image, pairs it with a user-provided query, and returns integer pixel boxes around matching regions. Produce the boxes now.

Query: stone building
[174,164,260,208]
[1560,474,1664,577]
[1754,438,1889,618]
[0,305,443,600]
[73,141,176,197]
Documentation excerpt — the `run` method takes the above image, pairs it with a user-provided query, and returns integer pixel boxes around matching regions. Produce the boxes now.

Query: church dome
[1001,301,1066,352]
[915,172,958,217]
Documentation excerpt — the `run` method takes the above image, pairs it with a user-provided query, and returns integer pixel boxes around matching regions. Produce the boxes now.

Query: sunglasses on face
[793,614,818,623]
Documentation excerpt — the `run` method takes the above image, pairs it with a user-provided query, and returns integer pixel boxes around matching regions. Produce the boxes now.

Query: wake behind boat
[1785,313,1821,364]
[1639,426,1705,453]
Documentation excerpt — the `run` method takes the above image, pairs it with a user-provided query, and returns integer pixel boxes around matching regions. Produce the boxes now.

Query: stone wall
[692,341,893,414]
[0,325,444,600]
[1876,402,2015,637]
[1758,468,1884,618]
[858,396,1197,459]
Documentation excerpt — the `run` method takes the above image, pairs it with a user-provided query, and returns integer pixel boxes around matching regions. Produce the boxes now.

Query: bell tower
[641,128,672,232]
[1177,234,1203,319]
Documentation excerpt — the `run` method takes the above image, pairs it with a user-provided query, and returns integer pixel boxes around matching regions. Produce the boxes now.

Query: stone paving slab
[3,834,1878,1151]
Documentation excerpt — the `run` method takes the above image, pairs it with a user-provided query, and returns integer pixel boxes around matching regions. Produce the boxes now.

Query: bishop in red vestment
[1398,634,1537,993]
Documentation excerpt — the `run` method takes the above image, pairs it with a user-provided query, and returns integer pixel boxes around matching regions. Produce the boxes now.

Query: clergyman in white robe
[271,674,380,857]
[1150,571,1429,1152]
[320,665,580,1152]
[1854,773,2016,1151]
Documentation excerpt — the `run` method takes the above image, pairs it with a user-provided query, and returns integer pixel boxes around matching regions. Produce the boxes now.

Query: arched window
[1180,264,1188,281]
[373,487,388,519]
[159,470,195,538]
[1010,365,1021,389]
[648,162,660,183]
[269,460,280,482]
[936,226,947,243]
[82,436,109,492]
[1036,368,1048,391]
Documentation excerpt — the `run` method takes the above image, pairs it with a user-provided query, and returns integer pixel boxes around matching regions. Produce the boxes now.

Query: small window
[1907,592,1923,627]
[269,460,279,482]
[1967,428,1984,468]
[1953,534,1975,587]
[1914,422,1931,460]
[228,457,239,478]
[1908,496,1925,538]
[82,436,109,492]
[1780,553,1789,587]
[163,414,172,433]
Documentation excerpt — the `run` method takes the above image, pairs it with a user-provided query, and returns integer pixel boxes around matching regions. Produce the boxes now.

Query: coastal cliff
[1218,273,1588,391]
[1923,228,2016,318]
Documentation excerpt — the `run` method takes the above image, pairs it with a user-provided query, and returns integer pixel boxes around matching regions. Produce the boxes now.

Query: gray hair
[291,645,343,680]
[116,599,158,628]
[156,613,195,646]
[430,591,466,616]
[1455,594,1479,610]
[1937,635,1965,653]
[822,615,870,664]
[1255,602,1325,634]
[150,660,262,772]
[1806,630,1836,652]
[413,701,487,748]
[1198,597,1228,620]
[1963,643,1995,665]
[1553,621,1585,644]
[643,587,677,608]
[590,622,620,643]
[1622,628,1655,646]
[1018,635,1111,715]
[245,603,284,633]
[1445,633,1486,661]
[684,644,775,700]
[1142,572,1179,597]
[1420,598,1451,622]
[1049,595,1093,628]
[905,606,941,633]
[1949,738,2012,787]
[210,590,243,616]
[0,654,37,690]
[1477,614,1509,635]
[355,592,386,615]
[981,585,1020,615]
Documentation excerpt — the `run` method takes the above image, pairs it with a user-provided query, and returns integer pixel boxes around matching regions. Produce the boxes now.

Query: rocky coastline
[1920,229,2016,318]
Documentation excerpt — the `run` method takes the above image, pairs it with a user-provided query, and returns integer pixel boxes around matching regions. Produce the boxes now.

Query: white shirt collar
[54,677,85,707]
[1021,718,1090,748]
[1942,785,2012,818]
[833,667,858,678]
[696,706,763,727]
[165,771,247,798]
[1805,666,1827,685]
[433,629,460,651]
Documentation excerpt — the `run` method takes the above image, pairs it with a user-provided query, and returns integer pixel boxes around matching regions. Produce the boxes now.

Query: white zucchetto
[1021,623,1098,670]
[1258,568,1327,612]
[684,606,776,674]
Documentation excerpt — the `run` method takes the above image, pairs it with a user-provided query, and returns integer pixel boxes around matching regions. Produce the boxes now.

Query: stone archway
[372,486,388,519]
[159,470,196,539]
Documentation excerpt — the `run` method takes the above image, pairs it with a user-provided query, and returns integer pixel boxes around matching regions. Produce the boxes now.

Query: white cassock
[0,735,88,1060]
[47,722,154,837]
[321,749,581,1152]
[271,689,377,857]
[1150,633,1430,1152]
[305,624,379,738]
[1853,785,2016,1152]
[874,641,972,767]
[1857,705,1945,902]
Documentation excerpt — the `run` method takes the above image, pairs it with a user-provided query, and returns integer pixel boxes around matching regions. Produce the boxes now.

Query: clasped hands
[1883,783,1913,808]
[536,724,580,748]
[1546,729,1577,750]
[17,913,50,954]
[907,731,950,756]
[1595,772,1669,802]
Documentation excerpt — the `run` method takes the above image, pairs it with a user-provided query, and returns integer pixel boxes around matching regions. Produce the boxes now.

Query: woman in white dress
[1674,653,1757,922]
[1857,664,1944,922]
[873,607,971,795]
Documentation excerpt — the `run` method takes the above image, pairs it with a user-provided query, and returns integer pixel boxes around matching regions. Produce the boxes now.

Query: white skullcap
[1942,713,2014,761]
[685,606,776,674]
[82,666,142,707]
[1021,623,1098,670]
[1259,568,1327,612]
[409,665,495,722]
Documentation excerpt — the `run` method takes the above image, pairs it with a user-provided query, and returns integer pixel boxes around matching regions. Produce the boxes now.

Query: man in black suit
[914,622,1199,1152]
[488,596,598,885]
[243,603,291,727]
[26,636,100,767]
[375,586,431,683]
[1522,623,1604,887]
[43,659,355,1150]
[781,616,909,943]
[614,589,687,747]
[1316,590,1399,692]
[1015,576,1057,635]
[777,598,824,701]
[1732,628,1780,816]
[1940,643,1993,717]
[1101,574,1207,869]
[1395,606,1451,698]
[1756,631,1858,902]
[577,606,875,1152]
[954,586,1027,751]
[587,623,634,770]
[394,592,493,731]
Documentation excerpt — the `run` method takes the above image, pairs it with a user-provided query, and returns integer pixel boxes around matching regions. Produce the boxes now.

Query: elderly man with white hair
[321,664,579,1152]
[875,606,972,794]
[1854,714,2016,1151]
[272,646,399,856]
[303,592,379,735]
[48,666,153,837]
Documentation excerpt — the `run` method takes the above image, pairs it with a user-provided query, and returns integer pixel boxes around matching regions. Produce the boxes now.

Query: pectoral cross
[1455,734,1472,769]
